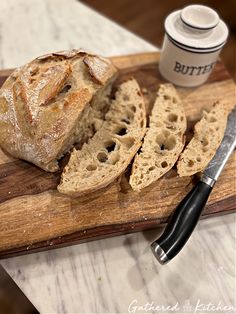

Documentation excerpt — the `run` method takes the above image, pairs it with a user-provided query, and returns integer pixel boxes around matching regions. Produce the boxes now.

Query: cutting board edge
[1,194,235,259]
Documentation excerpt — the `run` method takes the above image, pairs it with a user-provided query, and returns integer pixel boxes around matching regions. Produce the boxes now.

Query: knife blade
[151,107,236,264]
[203,107,236,183]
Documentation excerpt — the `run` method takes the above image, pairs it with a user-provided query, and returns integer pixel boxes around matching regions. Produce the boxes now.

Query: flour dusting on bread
[0,50,117,172]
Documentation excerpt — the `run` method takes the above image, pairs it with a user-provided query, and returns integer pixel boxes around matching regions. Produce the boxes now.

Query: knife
[151,107,236,264]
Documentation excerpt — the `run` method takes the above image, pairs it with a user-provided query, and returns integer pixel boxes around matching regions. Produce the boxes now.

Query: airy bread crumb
[177,101,228,176]
[129,83,187,191]
[58,79,146,197]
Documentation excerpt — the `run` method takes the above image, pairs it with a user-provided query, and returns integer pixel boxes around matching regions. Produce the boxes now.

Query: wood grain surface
[0,52,235,259]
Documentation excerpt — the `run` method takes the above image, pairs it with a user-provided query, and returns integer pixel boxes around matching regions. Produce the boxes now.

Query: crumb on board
[141,87,148,94]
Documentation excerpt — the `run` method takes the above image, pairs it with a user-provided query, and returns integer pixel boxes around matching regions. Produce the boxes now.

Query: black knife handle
[151,179,214,264]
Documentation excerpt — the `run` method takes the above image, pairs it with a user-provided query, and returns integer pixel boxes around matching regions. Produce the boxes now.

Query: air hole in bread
[172,97,178,104]
[201,137,209,146]
[60,84,72,94]
[161,161,168,168]
[163,130,170,137]
[121,118,130,125]
[126,111,134,121]
[164,95,171,100]
[165,135,176,150]
[86,164,97,171]
[209,116,217,123]
[166,125,176,131]
[123,94,129,101]
[149,166,155,171]
[120,136,135,149]
[97,152,108,163]
[168,113,178,122]
[156,133,165,147]
[140,120,144,128]
[156,133,176,151]
[117,128,127,136]
[138,103,142,109]
[196,157,201,162]
[105,141,116,152]
[131,105,136,112]
[180,116,184,121]
[188,160,194,167]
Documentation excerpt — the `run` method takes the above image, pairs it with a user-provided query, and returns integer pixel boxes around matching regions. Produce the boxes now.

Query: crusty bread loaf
[129,84,186,191]
[58,79,146,197]
[177,101,228,176]
[0,50,117,172]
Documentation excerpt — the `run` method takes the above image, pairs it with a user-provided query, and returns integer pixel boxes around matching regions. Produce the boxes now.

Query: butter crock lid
[165,5,229,50]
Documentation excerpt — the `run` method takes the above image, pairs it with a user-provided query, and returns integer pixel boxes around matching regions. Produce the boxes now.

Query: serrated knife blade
[203,106,236,184]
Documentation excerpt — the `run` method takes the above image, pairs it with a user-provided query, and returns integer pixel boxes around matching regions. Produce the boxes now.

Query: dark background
[82,0,236,80]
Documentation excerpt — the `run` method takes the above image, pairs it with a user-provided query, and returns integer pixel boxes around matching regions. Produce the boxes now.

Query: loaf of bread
[177,101,228,176]
[58,79,146,197]
[0,50,117,172]
[129,84,186,191]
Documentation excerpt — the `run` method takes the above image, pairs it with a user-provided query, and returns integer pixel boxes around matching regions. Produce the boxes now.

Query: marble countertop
[0,0,235,313]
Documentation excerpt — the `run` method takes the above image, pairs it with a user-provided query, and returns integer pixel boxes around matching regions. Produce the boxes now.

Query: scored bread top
[130,83,187,191]
[177,101,228,176]
[58,78,146,197]
[0,49,117,172]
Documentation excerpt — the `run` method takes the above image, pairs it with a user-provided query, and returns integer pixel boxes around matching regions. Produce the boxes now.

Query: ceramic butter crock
[159,5,229,87]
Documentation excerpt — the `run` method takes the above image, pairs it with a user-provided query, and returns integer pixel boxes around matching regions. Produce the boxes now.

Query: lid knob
[180,5,219,30]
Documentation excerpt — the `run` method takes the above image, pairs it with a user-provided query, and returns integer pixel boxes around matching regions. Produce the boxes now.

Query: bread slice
[129,84,186,191]
[177,101,228,176]
[58,79,146,197]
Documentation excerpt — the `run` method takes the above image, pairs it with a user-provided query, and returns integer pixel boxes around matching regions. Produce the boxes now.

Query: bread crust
[0,50,117,172]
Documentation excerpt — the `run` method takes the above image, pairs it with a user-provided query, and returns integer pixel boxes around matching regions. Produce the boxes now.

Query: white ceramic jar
[159,5,229,87]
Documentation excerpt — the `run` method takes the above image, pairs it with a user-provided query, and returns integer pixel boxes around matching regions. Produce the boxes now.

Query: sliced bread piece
[58,79,146,197]
[129,83,187,191]
[177,101,228,176]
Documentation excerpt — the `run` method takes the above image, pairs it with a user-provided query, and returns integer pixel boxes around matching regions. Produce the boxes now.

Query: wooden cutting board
[0,52,235,259]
